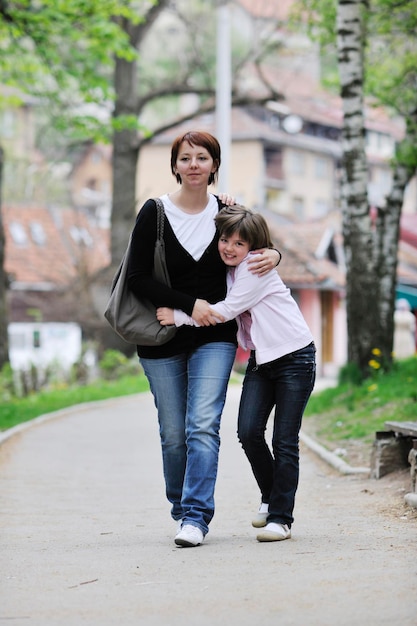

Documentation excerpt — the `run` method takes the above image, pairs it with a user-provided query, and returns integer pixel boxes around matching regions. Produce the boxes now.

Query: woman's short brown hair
[171,131,221,185]
[215,205,274,250]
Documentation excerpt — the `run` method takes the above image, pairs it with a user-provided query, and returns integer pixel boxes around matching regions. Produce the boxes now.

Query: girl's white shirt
[174,253,314,365]
[161,193,218,261]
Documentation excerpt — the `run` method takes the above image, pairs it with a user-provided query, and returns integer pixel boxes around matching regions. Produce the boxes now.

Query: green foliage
[338,348,392,386]
[366,0,417,118]
[292,0,337,47]
[305,356,417,443]
[338,361,363,386]
[0,363,15,401]
[0,0,140,139]
[294,0,417,146]
[98,349,141,380]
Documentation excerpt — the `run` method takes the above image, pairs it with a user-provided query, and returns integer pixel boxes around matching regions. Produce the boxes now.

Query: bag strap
[215,194,226,212]
[153,197,165,242]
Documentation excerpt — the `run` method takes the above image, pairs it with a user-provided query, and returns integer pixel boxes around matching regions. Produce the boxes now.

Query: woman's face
[175,141,217,188]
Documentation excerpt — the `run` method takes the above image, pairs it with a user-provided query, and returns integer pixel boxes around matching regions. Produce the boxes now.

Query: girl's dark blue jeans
[237,342,316,527]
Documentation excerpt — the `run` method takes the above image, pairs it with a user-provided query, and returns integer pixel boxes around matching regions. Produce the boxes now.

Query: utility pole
[215,1,231,193]
[0,145,9,368]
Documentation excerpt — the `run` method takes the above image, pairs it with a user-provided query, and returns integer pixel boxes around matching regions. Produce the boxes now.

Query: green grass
[304,356,417,446]
[0,375,150,432]
[1,358,416,445]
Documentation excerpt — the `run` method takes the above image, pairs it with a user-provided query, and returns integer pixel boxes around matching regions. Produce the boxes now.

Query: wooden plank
[384,421,417,438]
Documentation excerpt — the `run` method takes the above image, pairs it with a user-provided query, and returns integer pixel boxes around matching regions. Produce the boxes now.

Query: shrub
[0,363,16,400]
[338,362,362,386]
[98,349,141,380]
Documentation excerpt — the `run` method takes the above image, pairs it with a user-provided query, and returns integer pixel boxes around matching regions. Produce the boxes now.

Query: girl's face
[218,232,250,267]
[175,141,217,188]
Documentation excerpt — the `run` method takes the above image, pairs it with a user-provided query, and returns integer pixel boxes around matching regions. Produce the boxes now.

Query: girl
[157,204,316,542]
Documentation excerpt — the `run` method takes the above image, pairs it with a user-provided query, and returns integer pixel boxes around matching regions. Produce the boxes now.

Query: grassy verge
[1,358,416,451]
[304,356,417,453]
[0,375,150,432]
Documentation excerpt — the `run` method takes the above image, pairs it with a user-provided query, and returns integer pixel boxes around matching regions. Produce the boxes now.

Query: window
[0,110,15,139]
[33,329,41,348]
[314,199,329,217]
[86,178,97,190]
[366,130,395,157]
[9,332,26,349]
[266,188,284,213]
[290,152,305,176]
[265,148,283,180]
[314,157,329,179]
[30,222,46,246]
[91,152,102,164]
[70,226,93,247]
[292,197,304,218]
[9,222,28,246]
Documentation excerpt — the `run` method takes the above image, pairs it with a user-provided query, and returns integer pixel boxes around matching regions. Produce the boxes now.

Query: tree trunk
[375,164,407,363]
[337,0,378,376]
[0,145,9,368]
[337,0,415,378]
[111,47,140,266]
[110,3,170,266]
[377,122,417,361]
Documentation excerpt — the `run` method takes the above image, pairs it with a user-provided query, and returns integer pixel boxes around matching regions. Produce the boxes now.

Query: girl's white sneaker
[252,502,269,528]
[256,522,291,542]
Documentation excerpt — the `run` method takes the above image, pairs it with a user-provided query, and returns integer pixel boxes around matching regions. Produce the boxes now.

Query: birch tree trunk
[337,0,378,376]
[337,0,415,377]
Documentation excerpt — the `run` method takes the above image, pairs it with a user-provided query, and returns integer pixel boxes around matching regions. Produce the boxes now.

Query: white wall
[8,322,82,371]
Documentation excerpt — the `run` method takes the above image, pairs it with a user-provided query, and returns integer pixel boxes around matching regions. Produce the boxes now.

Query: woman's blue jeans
[237,342,316,528]
[140,342,236,536]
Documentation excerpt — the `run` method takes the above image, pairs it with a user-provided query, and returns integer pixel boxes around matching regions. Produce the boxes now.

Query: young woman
[127,133,279,547]
[157,205,316,542]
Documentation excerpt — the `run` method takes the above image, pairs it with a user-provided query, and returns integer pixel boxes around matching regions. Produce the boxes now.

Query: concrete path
[1,385,416,626]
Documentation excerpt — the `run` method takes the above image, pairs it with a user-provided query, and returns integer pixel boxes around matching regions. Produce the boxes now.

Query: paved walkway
[1,385,416,625]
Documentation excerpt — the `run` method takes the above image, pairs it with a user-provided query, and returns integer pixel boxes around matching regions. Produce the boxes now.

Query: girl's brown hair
[215,205,274,250]
[171,131,221,185]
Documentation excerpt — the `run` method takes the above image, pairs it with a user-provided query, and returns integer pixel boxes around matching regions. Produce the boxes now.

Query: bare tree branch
[138,92,279,147]
[128,0,171,48]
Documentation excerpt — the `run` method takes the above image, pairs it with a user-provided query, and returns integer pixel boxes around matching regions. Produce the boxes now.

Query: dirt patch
[367,467,417,520]
[301,418,417,522]
[302,415,373,467]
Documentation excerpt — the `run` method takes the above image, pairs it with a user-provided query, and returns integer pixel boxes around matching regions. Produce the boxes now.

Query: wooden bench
[384,421,417,438]
[370,421,417,486]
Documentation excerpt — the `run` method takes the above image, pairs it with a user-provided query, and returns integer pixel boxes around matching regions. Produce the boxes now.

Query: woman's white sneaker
[252,502,269,528]
[175,524,204,547]
[256,523,291,542]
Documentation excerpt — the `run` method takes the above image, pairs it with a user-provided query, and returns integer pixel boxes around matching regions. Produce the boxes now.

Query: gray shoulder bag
[104,198,177,346]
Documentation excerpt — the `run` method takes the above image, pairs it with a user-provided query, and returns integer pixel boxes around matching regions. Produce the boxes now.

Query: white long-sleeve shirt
[174,254,314,365]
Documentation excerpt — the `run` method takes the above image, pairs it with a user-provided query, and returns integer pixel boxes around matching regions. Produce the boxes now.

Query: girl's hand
[218,193,236,206]
[247,248,281,276]
[192,299,225,326]
[157,307,175,325]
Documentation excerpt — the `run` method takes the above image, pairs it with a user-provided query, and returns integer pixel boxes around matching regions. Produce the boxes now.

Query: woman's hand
[157,307,175,326]
[192,299,225,326]
[218,193,236,206]
[247,248,281,276]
